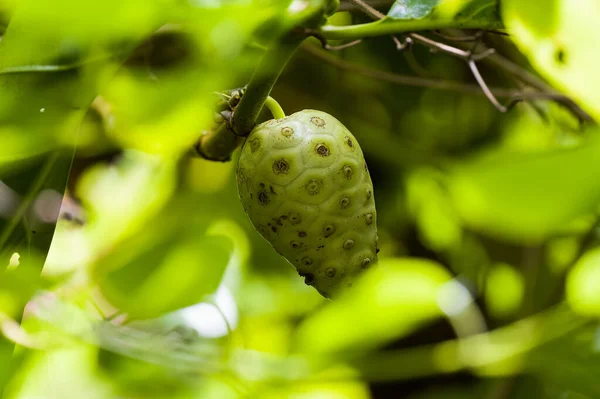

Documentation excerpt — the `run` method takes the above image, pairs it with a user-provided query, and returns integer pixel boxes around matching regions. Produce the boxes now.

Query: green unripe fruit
[236,110,378,298]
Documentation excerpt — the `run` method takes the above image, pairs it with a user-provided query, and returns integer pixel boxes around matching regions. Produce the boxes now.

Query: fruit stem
[264,96,286,119]
[318,18,505,41]
[232,31,305,136]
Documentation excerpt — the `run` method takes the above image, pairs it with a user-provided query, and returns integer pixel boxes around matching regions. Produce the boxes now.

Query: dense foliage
[1,0,599,398]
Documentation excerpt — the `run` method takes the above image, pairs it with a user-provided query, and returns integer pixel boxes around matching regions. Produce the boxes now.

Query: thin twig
[330,0,594,122]
[302,43,579,104]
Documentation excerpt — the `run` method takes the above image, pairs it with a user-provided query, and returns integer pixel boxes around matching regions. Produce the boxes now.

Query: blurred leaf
[97,231,233,319]
[526,324,600,398]
[294,257,452,356]
[502,0,600,119]
[261,367,372,399]
[484,263,524,320]
[405,169,462,252]
[0,0,170,163]
[566,247,600,317]
[76,150,176,258]
[448,134,600,243]
[4,345,113,399]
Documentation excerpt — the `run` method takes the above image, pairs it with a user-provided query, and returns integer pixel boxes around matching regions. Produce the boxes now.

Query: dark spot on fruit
[310,116,326,127]
[290,240,302,249]
[298,231,307,237]
[250,138,260,153]
[270,186,276,195]
[340,196,350,209]
[305,179,322,195]
[343,239,355,250]
[299,271,314,285]
[258,191,269,205]
[366,189,372,200]
[326,267,336,277]
[302,256,313,266]
[272,159,290,174]
[364,213,374,225]
[364,161,368,172]
[342,165,353,179]
[376,247,380,254]
[315,143,330,156]
[281,215,287,220]
[345,136,353,148]
[289,213,302,225]
[259,183,265,188]
[318,244,325,249]
[361,258,371,267]
[271,226,277,233]
[323,225,336,237]
[250,193,253,199]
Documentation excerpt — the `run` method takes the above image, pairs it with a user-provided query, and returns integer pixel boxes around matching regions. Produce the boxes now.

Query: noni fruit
[236,110,378,298]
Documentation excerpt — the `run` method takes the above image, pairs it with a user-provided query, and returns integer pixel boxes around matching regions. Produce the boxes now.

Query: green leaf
[0,0,170,164]
[448,134,600,243]
[294,257,452,356]
[502,0,600,119]
[387,0,438,19]
[566,247,600,317]
[387,0,500,23]
[96,227,233,320]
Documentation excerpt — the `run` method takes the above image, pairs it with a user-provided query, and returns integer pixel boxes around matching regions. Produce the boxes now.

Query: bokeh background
[1,0,599,398]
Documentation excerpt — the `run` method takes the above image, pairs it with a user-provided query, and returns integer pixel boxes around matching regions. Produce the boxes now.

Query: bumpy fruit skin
[236,109,378,298]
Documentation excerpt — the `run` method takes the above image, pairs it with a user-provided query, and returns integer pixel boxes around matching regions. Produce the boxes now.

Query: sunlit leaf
[294,257,452,356]
[566,247,600,317]
[387,0,501,23]
[502,0,600,119]
[97,229,233,319]
[448,134,600,243]
[485,263,524,320]
[0,0,171,163]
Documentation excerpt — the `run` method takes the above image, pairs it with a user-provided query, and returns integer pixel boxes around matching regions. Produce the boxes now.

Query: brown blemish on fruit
[289,213,302,225]
[302,256,313,266]
[271,226,277,233]
[258,191,270,205]
[259,183,265,188]
[364,213,374,225]
[343,239,355,250]
[345,136,353,148]
[340,196,350,209]
[310,116,326,127]
[315,143,330,156]
[326,267,336,277]
[281,126,294,137]
[366,189,372,200]
[290,240,302,249]
[298,231,307,237]
[323,225,336,237]
[342,165,353,179]
[364,161,368,172]
[305,179,322,195]
[250,138,260,153]
[376,247,380,254]
[361,258,371,267]
[272,158,290,174]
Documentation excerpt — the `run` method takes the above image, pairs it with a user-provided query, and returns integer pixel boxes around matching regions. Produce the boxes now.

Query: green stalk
[232,32,305,136]
[264,96,286,119]
[318,18,504,41]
